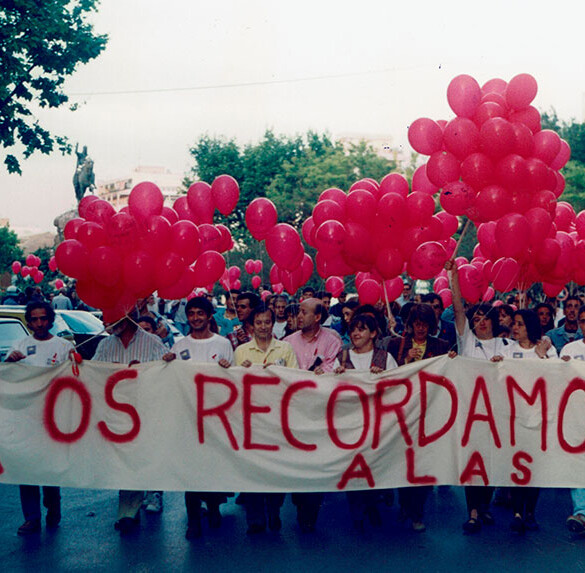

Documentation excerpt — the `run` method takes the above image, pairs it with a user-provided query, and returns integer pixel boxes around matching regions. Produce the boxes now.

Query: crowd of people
[4,267,585,541]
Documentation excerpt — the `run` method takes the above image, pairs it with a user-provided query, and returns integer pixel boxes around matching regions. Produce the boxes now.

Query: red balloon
[21,266,30,278]
[251,275,262,290]
[495,214,531,258]
[11,261,21,274]
[254,260,263,274]
[542,282,565,298]
[490,257,520,292]
[524,158,549,192]
[346,189,377,225]
[458,264,484,304]
[524,207,553,246]
[480,118,515,158]
[511,122,535,158]
[377,193,407,231]
[473,101,507,126]
[211,174,240,216]
[380,172,410,197]
[314,220,346,256]
[508,106,541,134]
[406,191,435,226]
[315,252,353,278]
[435,211,459,238]
[325,276,344,298]
[159,266,198,300]
[123,250,156,297]
[318,188,347,208]
[426,151,461,188]
[505,73,538,110]
[482,78,507,95]
[301,216,317,247]
[161,206,179,225]
[84,199,116,228]
[227,265,241,282]
[474,185,508,222]
[553,172,566,198]
[214,224,233,253]
[89,246,123,287]
[342,222,375,270]
[265,224,303,271]
[55,279,64,290]
[531,189,557,216]
[64,218,84,240]
[245,198,278,240]
[576,211,585,240]
[433,276,449,293]
[55,240,90,280]
[198,224,223,253]
[532,130,562,166]
[187,182,214,224]
[408,241,448,280]
[438,288,453,308]
[48,256,57,272]
[312,199,346,227]
[193,251,226,287]
[76,279,121,311]
[33,270,44,284]
[381,277,404,303]
[244,259,255,274]
[358,279,382,305]
[408,118,443,155]
[460,153,494,190]
[128,182,163,222]
[300,253,314,285]
[25,254,36,266]
[170,220,201,264]
[555,202,576,232]
[439,181,476,216]
[443,117,479,158]
[77,195,99,219]
[550,139,571,171]
[375,247,404,280]
[173,196,196,222]
[155,252,187,288]
[411,165,439,195]
[447,74,482,118]
[107,212,138,253]
[77,221,108,250]
[495,154,529,192]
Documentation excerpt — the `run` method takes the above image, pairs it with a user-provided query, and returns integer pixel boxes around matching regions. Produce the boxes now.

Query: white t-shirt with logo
[9,335,74,366]
[171,333,234,365]
[508,340,558,359]
[561,339,585,361]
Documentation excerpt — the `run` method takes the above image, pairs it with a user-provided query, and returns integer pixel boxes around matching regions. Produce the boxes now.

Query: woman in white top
[446,259,510,534]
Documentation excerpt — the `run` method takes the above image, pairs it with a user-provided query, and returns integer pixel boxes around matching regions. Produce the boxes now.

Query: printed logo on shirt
[513,352,523,359]
[575,355,585,361]
[274,358,286,366]
[26,345,36,356]
[180,349,191,360]
[47,352,58,366]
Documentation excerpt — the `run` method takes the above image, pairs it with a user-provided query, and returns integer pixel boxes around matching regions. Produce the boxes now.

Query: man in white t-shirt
[6,301,75,536]
[272,295,288,339]
[163,296,233,540]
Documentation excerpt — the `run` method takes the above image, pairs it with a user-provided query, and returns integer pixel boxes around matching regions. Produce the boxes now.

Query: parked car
[57,310,108,359]
[0,306,75,343]
[0,317,30,361]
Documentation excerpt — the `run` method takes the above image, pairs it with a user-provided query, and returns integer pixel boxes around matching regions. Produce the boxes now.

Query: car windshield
[0,321,29,347]
[50,315,74,338]
[59,312,105,335]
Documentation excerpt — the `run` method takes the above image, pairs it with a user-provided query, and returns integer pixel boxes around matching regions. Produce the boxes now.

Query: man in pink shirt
[284,297,342,532]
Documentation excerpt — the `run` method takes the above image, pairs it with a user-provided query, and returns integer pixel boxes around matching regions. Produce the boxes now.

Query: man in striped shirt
[93,307,166,536]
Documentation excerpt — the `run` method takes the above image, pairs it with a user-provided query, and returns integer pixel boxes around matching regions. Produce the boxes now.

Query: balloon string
[451,218,471,260]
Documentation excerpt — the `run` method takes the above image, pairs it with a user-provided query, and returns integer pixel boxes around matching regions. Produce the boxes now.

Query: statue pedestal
[53,208,78,244]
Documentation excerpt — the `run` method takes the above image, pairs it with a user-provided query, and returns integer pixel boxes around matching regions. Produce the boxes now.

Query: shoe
[185,520,202,540]
[567,514,585,534]
[365,505,382,527]
[115,516,140,535]
[247,523,266,535]
[524,514,539,531]
[268,513,282,532]
[412,521,426,533]
[17,519,41,536]
[462,517,481,534]
[145,492,163,513]
[510,516,525,535]
[207,505,222,529]
[480,512,495,526]
[46,509,61,529]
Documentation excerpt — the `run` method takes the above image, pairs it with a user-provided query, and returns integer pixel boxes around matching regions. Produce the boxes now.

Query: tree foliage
[0,225,23,274]
[0,0,107,174]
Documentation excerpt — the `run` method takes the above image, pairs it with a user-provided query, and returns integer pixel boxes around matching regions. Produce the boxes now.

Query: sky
[2,0,585,234]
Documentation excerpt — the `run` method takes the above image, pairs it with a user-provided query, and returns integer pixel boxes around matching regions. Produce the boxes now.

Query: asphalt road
[1,484,584,572]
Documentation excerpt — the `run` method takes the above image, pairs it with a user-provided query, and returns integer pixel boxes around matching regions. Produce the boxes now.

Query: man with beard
[546,296,583,354]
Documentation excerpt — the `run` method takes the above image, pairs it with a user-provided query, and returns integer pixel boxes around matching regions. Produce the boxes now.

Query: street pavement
[1,484,584,572]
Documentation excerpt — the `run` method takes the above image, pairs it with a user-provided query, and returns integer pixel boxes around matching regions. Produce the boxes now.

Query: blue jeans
[571,489,585,516]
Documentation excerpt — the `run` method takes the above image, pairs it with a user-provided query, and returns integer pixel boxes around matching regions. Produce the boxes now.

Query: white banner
[1,356,585,492]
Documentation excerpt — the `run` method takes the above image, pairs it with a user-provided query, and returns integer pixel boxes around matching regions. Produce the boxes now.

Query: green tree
[0,0,107,174]
[0,225,23,273]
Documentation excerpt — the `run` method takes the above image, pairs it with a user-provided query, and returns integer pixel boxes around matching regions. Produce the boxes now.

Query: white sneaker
[145,492,163,513]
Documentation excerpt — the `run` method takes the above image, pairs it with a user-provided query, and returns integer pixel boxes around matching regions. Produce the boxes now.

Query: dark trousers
[510,487,540,516]
[185,492,226,524]
[346,490,379,522]
[240,493,285,527]
[398,486,431,522]
[291,493,323,527]
[20,485,60,521]
[465,486,494,514]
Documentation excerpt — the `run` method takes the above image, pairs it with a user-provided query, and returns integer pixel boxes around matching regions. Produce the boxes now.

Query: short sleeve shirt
[9,335,74,366]
[171,333,234,365]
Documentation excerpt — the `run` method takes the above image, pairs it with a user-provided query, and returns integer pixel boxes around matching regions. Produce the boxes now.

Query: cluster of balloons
[10,254,53,285]
[245,198,314,295]
[55,177,238,321]
[301,175,458,304]
[409,73,573,299]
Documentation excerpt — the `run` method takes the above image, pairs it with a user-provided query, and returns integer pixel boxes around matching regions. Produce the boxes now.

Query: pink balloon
[128,181,164,222]
[11,261,21,274]
[215,224,234,253]
[64,218,84,240]
[187,182,214,224]
[439,181,476,216]
[325,276,344,298]
[245,198,278,240]
[532,130,562,166]
[411,165,439,195]
[382,277,404,302]
[511,122,535,158]
[482,286,495,302]
[21,266,30,278]
[48,256,57,272]
[300,254,314,285]
[244,259,255,274]
[426,151,461,188]
[406,192,435,226]
[198,223,223,253]
[460,153,494,190]
[32,270,44,284]
[142,215,172,256]
[358,279,382,305]
[490,257,520,292]
[107,212,138,253]
[55,279,64,290]
[375,247,404,280]
[254,260,263,274]
[438,288,453,308]
[408,241,448,280]
[265,224,303,271]
[89,246,123,287]
[158,266,198,300]
[458,264,484,304]
[318,188,347,208]
[346,190,377,225]
[435,211,459,238]
[55,240,90,280]
[505,73,538,110]
[494,214,531,259]
[170,220,201,264]
[473,101,507,126]
[433,276,449,293]
[315,252,353,278]
[508,106,541,134]
[173,196,196,222]
[380,172,410,197]
[211,174,240,216]
[443,117,480,158]
[123,250,156,297]
[193,251,226,287]
[342,222,375,270]
[260,290,272,301]
[408,118,444,155]
[161,206,179,225]
[473,185,507,222]
[312,199,346,227]
[447,74,482,118]
[77,195,100,219]
[155,252,187,289]
[480,118,515,159]
[482,78,508,95]
[550,139,571,170]
[525,207,553,246]
[251,275,262,289]
[301,216,317,247]
[25,254,36,267]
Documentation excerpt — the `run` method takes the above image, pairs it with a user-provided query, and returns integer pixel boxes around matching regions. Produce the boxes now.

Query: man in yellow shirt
[234,303,297,533]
